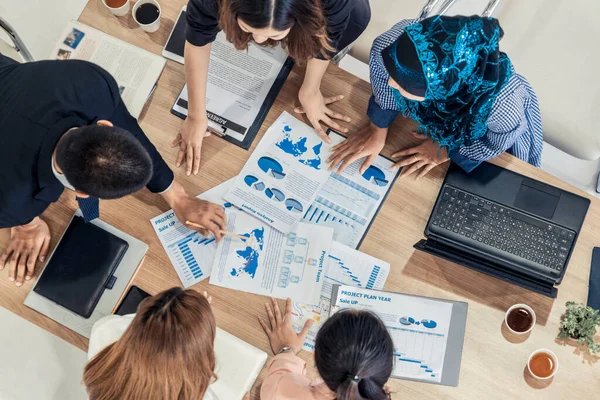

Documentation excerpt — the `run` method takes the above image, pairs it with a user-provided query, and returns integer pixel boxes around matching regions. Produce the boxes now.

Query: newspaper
[50,21,166,118]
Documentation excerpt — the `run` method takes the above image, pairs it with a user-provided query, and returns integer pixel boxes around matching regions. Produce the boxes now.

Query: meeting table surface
[0,1,599,399]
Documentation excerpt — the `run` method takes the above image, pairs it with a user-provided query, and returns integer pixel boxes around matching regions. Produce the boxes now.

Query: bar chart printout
[331,285,453,383]
[302,132,401,249]
[150,179,235,287]
[291,242,390,351]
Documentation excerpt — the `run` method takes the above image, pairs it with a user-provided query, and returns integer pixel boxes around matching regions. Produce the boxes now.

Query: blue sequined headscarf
[381,16,513,150]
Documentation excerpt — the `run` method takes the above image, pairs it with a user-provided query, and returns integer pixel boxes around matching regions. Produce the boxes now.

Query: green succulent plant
[558,302,600,355]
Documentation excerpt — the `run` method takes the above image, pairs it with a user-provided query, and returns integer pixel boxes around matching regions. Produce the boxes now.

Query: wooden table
[1,1,599,398]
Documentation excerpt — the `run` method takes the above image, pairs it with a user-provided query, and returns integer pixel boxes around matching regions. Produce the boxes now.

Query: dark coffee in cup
[135,3,160,25]
[506,306,534,332]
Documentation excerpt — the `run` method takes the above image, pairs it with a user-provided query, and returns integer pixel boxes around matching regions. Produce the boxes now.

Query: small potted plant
[558,301,600,355]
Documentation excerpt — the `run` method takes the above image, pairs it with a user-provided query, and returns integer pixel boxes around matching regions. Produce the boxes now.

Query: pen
[185,220,246,241]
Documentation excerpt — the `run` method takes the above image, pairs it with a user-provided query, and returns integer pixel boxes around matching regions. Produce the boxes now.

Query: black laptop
[415,162,590,298]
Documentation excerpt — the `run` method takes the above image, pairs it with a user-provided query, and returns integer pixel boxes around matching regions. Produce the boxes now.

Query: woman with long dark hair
[328,16,543,179]
[176,0,371,175]
[259,298,394,399]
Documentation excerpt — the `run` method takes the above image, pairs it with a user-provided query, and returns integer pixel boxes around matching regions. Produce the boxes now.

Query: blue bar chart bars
[166,231,217,286]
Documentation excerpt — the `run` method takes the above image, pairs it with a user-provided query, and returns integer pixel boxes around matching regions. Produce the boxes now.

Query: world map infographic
[230,227,265,279]
[276,125,323,170]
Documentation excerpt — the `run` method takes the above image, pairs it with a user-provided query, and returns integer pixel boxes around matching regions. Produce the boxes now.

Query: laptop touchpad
[514,181,560,220]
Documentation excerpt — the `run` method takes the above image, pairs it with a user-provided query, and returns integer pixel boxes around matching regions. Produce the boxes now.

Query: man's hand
[392,132,450,179]
[173,196,226,242]
[258,298,313,355]
[295,89,351,143]
[327,123,388,174]
[161,181,226,241]
[0,217,51,286]
[172,116,211,176]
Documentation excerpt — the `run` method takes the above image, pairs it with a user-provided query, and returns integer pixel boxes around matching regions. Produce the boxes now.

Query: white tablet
[162,7,187,64]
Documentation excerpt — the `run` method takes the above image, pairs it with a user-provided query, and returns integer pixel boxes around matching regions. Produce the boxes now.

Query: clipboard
[171,56,293,150]
[167,9,294,150]
[330,285,468,387]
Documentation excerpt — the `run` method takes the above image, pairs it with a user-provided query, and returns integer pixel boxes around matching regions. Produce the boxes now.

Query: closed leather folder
[34,216,128,318]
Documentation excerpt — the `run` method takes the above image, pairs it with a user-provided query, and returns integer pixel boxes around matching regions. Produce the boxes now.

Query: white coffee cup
[527,349,558,380]
[132,0,161,33]
[504,303,536,335]
[101,0,131,17]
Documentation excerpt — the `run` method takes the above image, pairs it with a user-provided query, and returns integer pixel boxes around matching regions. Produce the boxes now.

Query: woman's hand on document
[259,298,313,355]
[327,123,388,174]
[0,217,51,287]
[295,88,351,143]
[173,115,212,176]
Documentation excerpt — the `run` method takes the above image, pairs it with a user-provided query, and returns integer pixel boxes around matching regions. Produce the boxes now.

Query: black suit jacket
[0,55,174,228]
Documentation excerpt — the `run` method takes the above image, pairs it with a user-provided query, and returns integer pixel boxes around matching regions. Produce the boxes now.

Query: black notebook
[34,216,129,318]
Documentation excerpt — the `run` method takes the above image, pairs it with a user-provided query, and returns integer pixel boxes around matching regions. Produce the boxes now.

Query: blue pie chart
[265,188,285,201]
[285,199,303,213]
[244,175,265,191]
[421,319,437,329]
[258,156,286,179]
[244,175,259,187]
[362,166,389,187]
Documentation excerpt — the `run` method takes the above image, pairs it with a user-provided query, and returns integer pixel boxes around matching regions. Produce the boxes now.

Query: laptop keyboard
[431,186,575,271]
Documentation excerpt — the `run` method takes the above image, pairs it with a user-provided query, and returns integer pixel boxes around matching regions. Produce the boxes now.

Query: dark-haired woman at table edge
[177,0,371,175]
[328,16,543,179]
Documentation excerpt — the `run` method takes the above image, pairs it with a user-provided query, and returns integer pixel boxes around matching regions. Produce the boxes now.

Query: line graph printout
[331,286,453,383]
[291,242,390,351]
[303,132,401,249]
[210,208,334,304]
[150,179,235,288]
[225,112,334,233]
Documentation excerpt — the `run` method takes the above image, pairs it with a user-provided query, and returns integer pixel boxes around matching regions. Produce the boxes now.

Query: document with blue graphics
[150,179,235,288]
[304,131,401,249]
[330,286,468,387]
[209,207,334,304]
[291,241,390,351]
[225,112,334,234]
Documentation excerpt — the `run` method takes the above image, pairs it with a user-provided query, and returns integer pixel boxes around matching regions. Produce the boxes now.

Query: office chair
[0,16,33,62]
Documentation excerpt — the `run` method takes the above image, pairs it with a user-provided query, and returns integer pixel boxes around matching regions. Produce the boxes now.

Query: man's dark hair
[314,310,394,400]
[55,125,153,199]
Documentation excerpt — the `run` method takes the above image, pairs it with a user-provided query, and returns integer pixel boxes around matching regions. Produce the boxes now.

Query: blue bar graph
[366,265,380,289]
[329,255,361,286]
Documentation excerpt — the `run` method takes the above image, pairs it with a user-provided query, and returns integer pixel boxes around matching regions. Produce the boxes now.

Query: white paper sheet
[49,21,165,119]
[331,286,454,383]
[171,31,289,142]
[150,179,235,288]
[209,208,333,304]
[291,242,390,351]
[302,132,401,248]
[225,112,334,233]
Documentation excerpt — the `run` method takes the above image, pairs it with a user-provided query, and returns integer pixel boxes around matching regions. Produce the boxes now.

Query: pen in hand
[185,220,247,242]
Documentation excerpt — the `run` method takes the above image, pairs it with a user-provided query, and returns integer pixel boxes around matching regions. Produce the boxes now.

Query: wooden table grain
[1,1,598,398]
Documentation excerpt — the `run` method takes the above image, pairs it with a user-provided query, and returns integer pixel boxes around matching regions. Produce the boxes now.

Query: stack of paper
[150,111,395,311]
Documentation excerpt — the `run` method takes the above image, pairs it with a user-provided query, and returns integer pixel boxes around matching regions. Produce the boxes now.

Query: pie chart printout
[362,166,389,187]
[285,198,303,213]
[258,156,286,179]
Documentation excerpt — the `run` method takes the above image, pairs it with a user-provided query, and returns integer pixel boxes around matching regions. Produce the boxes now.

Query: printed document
[303,132,401,248]
[291,242,390,351]
[50,21,166,119]
[225,112,334,233]
[210,208,333,304]
[172,31,289,142]
[150,179,235,288]
[331,286,454,383]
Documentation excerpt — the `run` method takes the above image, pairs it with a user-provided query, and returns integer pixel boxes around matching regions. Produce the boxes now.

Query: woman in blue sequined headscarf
[328,16,543,178]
